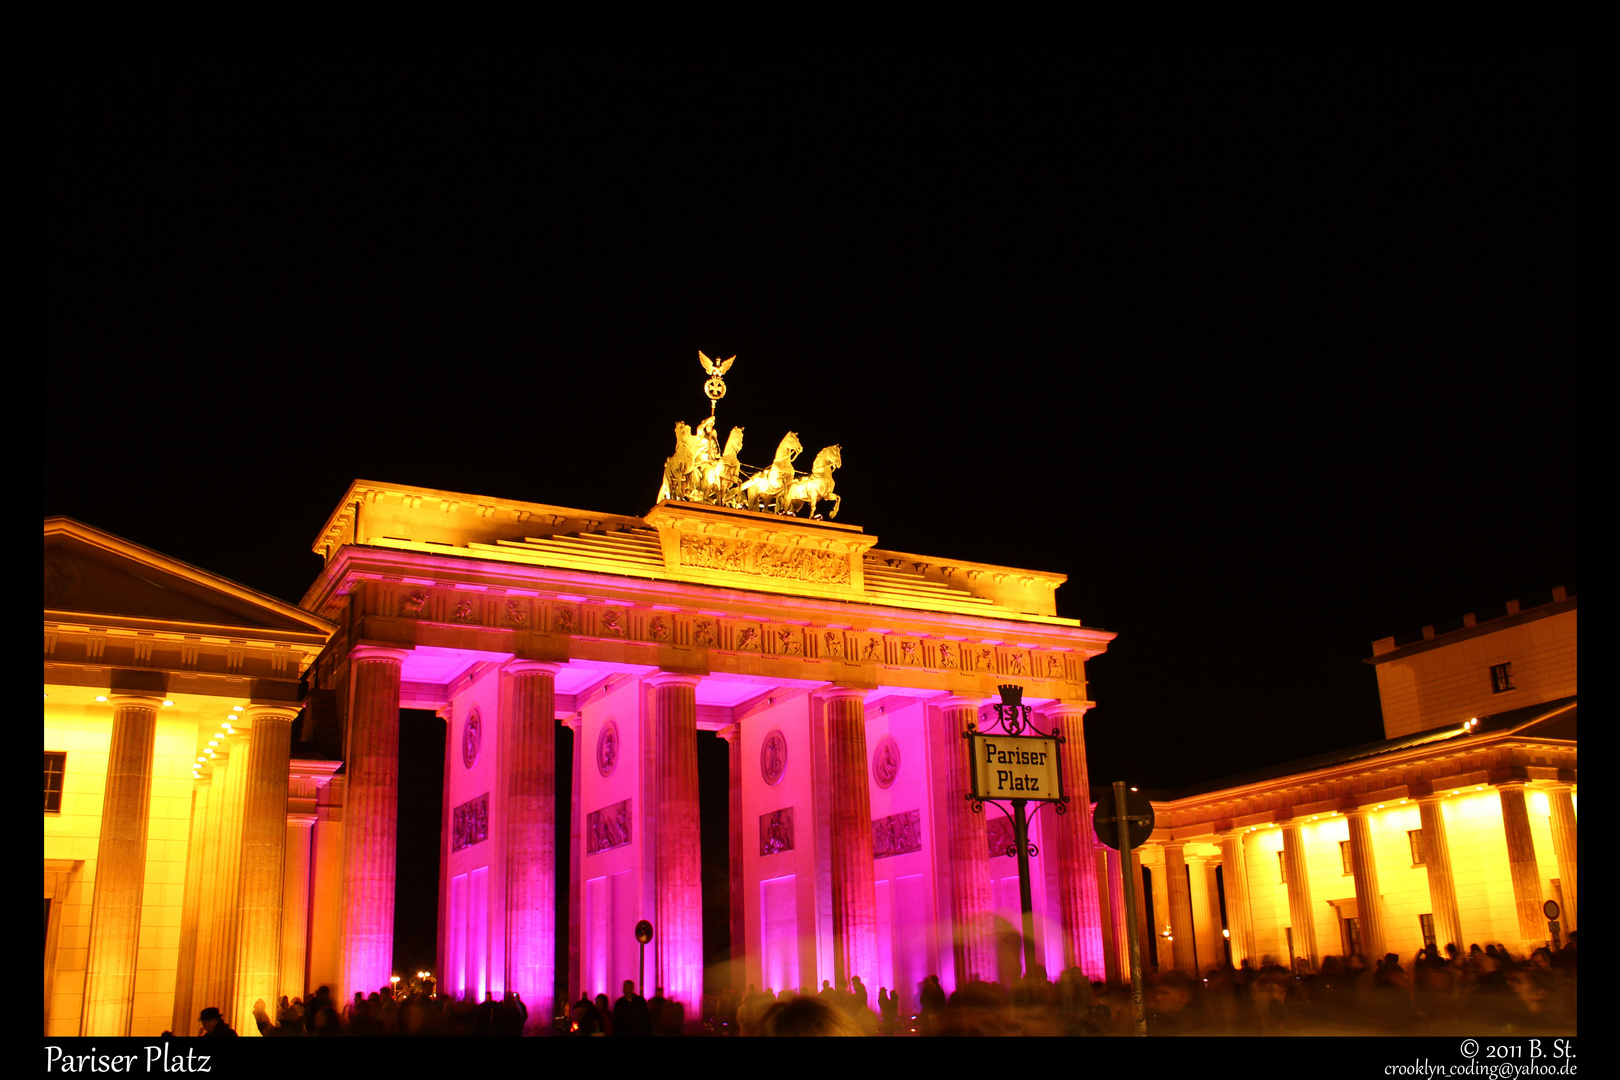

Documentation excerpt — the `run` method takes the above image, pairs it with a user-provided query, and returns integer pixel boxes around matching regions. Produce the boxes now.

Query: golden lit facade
[1125,591,1576,978]
[43,519,333,1037]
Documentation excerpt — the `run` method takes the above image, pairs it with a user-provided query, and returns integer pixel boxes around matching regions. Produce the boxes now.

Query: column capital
[505,660,564,677]
[934,693,986,712]
[645,671,702,690]
[1043,700,1095,719]
[108,693,164,710]
[559,713,582,732]
[817,685,869,705]
[714,722,741,743]
[1338,799,1371,818]
[1492,777,1533,792]
[287,811,317,828]
[243,704,300,725]
[350,645,410,664]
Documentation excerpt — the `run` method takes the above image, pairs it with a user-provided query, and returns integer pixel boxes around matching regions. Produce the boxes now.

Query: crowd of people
[176,933,1574,1037]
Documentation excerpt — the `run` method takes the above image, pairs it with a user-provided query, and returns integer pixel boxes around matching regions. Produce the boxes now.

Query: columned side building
[43,520,334,1038]
[1114,590,1576,978]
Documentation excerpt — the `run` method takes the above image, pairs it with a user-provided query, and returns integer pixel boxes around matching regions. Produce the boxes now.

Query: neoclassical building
[44,519,334,1038]
[45,472,1118,1035]
[1123,588,1576,979]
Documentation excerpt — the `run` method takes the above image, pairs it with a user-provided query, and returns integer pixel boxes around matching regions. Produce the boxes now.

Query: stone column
[1496,782,1546,952]
[172,776,213,1035]
[1280,820,1319,971]
[340,646,408,1002]
[233,705,298,1033]
[1218,828,1257,969]
[1187,853,1221,975]
[1162,843,1197,975]
[502,661,560,1029]
[1127,854,1153,971]
[1546,784,1577,932]
[716,723,745,999]
[1047,702,1106,981]
[561,715,583,1008]
[821,687,878,993]
[1093,848,1122,986]
[81,695,161,1036]
[203,737,249,1017]
[938,696,995,987]
[1343,807,1386,963]
[646,673,703,1017]
[1107,847,1133,985]
[1415,794,1463,952]
[281,810,316,1004]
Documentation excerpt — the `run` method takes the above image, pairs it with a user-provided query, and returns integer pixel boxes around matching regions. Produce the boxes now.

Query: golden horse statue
[781,444,842,519]
[738,432,802,513]
[702,425,745,505]
[660,420,746,505]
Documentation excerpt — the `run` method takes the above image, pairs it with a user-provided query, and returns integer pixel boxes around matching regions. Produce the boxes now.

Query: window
[1341,916,1363,958]
[1278,851,1287,884]
[1340,840,1353,875]
[44,752,65,813]
[1490,662,1515,693]
[1419,913,1437,951]
[1408,829,1426,866]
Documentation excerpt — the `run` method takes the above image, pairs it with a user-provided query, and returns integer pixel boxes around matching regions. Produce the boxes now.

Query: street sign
[635,919,654,944]
[968,733,1064,801]
[1093,785,1155,850]
[1542,900,1561,921]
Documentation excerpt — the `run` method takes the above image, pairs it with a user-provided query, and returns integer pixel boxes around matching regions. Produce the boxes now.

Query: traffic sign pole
[1114,781,1148,1036]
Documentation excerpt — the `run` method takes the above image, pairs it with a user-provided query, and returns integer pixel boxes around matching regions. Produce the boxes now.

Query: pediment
[44,519,329,636]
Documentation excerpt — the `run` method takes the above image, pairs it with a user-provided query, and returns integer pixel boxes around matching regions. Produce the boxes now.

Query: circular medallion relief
[760,730,788,786]
[872,735,901,789]
[596,720,620,778]
[461,709,482,769]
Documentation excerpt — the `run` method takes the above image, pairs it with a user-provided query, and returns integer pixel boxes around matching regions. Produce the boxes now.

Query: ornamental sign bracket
[962,684,1068,980]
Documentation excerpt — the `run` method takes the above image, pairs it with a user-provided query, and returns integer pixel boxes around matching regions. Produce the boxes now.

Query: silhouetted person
[614,980,651,1036]
[198,1006,237,1037]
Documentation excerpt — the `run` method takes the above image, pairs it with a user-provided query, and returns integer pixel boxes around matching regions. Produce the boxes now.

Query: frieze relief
[987,817,1016,858]
[873,809,922,859]
[452,793,489,853]
[678,535,851,586]
[587,798,632,856]
[759,807,794,855]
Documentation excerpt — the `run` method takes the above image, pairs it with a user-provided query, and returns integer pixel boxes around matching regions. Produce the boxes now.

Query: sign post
[965,685,1068,981]
[635,919,654,996]
[1093,781,1156,1036]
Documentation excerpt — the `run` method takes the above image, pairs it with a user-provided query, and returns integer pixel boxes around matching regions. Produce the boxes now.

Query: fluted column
[203,738,249,1016]
[1416,794,1463,951]
[938,695,995,986]
[1497,782,1546,952]
[1106,847,1133,984]
[1343,807,1386,962]
[1047,702,1105,981]
[716,723,745,999]
[1218,828,1256,968]
[1094,848,1121,986]
[561,715,583,1008]
[646,672,703,1017]
[1187,854,1220,975]
[340,646,408,1001]
[821,687,878,993]
[172,777,213,1034]
[1131,850,1150,967]
[1280,821,1319,971]
[281,811,315,1004]
[1546,784,1577,931]
[81,695,160,1035]
[503,661,560,1029]
[1162,843,1197,975]
[233,706,298,1033]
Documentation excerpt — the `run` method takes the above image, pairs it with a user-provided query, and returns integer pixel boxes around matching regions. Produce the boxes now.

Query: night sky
[45,48,1576,994]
